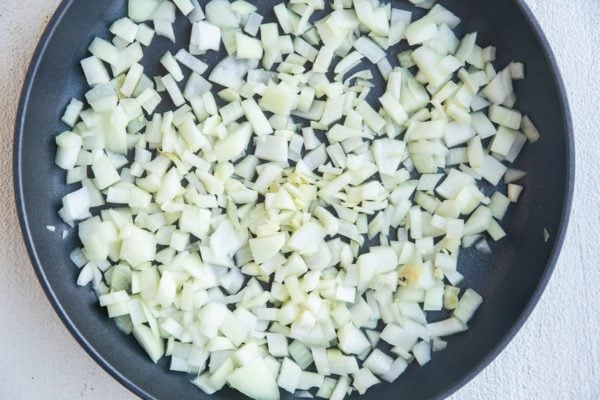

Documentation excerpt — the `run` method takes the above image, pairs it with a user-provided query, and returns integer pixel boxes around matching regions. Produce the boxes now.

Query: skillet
[14,0,573,399]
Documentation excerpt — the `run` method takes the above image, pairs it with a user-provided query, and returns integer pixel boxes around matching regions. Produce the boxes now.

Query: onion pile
[54,0,538,398]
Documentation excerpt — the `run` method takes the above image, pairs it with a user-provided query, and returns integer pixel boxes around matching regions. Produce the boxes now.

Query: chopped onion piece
[405,17,438,46]
[353,36,386,64]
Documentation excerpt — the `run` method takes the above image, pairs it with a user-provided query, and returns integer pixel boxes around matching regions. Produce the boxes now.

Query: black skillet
[14,0,573,399]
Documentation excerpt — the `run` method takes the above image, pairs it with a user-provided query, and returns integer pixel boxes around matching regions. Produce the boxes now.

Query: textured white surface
[0,1,598,399]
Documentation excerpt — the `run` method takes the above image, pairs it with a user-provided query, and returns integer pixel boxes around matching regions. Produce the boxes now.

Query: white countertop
[1,0,598,399]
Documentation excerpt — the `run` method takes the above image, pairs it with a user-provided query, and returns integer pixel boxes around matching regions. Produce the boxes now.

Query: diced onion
[53,1,537,399]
